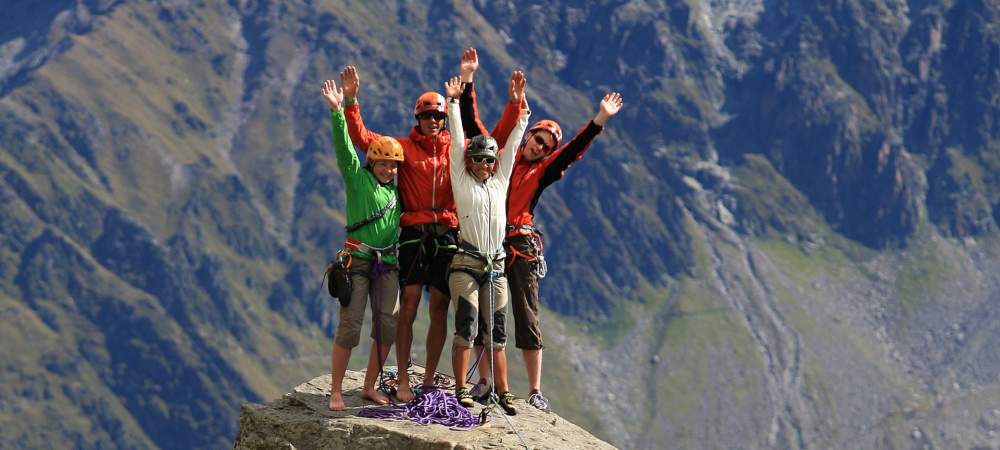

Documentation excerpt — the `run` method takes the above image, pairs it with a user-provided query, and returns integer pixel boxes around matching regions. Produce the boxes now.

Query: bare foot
[328,392,346,411]
[362,387,390,405]
[396,385,415,402]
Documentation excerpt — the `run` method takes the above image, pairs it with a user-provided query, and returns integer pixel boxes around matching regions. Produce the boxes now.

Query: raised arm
[459,47,479,85]
[489,71,527,149]
[460,80,489,140]
[340,65,383,151]
[459,47,490,140]
[497,73,529,183]
[445,76,466,183]
[593,91,623,127]
[321,79,361,179]
[540,92,624,188]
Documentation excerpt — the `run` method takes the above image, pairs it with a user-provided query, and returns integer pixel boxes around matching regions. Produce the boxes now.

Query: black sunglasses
[469,155,496,164]
[417,112,446,121]
[533,134,553,151]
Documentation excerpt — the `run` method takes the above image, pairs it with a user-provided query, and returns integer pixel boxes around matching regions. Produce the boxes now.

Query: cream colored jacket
[447,98,529,256]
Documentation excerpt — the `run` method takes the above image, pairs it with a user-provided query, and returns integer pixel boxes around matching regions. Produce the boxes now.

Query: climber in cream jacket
[443,73,529,414]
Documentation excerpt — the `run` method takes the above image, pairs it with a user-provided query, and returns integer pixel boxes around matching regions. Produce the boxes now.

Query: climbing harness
[505,225,547,278]
[344,237,398,264]
[398,224,458,283]
[450,240,506,286]
[327,185,398,306]
[326,238,397,307]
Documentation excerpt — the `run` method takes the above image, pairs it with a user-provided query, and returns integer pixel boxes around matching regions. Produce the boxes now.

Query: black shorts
[397,225,458,296]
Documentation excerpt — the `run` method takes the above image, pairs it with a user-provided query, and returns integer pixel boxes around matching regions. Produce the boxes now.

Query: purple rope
[357,388,479,430]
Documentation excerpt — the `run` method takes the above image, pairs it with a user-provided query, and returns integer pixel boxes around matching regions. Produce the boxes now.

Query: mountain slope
[1,1,999,449]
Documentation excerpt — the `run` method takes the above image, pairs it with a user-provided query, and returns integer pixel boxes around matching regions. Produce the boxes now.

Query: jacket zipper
[485,181,493,254]
[431,138,438,224]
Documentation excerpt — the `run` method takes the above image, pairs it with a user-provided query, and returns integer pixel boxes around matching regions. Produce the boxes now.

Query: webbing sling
[345,195,397,233]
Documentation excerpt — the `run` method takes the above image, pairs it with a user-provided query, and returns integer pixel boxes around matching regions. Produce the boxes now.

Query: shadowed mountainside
[1,1,999,449]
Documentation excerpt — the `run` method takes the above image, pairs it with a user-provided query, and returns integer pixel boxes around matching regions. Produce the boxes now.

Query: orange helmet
[366,136,404,163]
[413,92,446,118]
[528,119,562,149]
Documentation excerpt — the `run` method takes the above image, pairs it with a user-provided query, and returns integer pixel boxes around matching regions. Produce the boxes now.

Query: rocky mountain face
[1,1,999,449]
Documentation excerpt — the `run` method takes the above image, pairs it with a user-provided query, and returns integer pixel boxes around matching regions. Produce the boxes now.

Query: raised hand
[508,70,526,105]
[340,65,360,100]
[321,79,344,111]
[444,76,463,99]
[594,92,623,126]
[459,47,479,83]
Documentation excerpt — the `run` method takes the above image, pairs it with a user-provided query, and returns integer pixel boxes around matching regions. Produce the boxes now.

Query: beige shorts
[333,258,400,349]
[448,253,508,350]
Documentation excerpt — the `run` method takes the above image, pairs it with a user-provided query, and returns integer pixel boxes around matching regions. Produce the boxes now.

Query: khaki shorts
[334,258,400,349]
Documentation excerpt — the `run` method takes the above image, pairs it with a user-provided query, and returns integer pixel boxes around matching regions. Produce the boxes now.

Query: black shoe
[470,379,493,404]
[455,386,475,408]
[497,391,517,416]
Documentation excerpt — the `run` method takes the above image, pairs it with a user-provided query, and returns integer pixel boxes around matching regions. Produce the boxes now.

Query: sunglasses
[533,134,553,151]
[469,155,496,164]
[417,112,446,121]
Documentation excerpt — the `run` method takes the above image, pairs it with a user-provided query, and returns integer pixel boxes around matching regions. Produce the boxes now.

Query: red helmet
[413,92,446,118]
[528,119,562,149]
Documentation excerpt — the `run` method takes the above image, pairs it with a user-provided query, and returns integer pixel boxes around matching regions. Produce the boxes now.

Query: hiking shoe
[497,391,517,416]
[527,391,550,412]
[470,379,492,404]
[455,386,475,408]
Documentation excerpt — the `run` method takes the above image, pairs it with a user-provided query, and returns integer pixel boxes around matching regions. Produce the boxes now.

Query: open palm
[600,92,623,117]
[508,71,526,105]
[340,65,360,99]
[444,76,463,98]
[321,79,343,111]
[460,48,478,81]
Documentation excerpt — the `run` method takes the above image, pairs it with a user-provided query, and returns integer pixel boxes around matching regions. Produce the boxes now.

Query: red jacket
[343,102,458,228]
[460,83,602,229]
[505,122,602,228]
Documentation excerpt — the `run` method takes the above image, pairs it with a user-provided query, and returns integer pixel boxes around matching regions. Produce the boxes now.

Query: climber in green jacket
[321,79,403,411]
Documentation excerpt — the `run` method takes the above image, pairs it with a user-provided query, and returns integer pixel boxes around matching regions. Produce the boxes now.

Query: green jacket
[330,109,401,264]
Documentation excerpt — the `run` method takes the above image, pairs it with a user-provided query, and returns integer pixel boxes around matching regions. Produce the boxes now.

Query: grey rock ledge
[234,367,617,449]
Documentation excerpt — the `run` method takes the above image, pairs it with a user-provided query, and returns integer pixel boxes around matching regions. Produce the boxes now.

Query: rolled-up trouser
[334,257,400,349]
[474,234,543,350]
[449,253,508,350]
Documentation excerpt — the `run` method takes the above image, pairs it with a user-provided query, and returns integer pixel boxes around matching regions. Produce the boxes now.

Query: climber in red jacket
[458,48,624,411]
[340,65,458,402]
